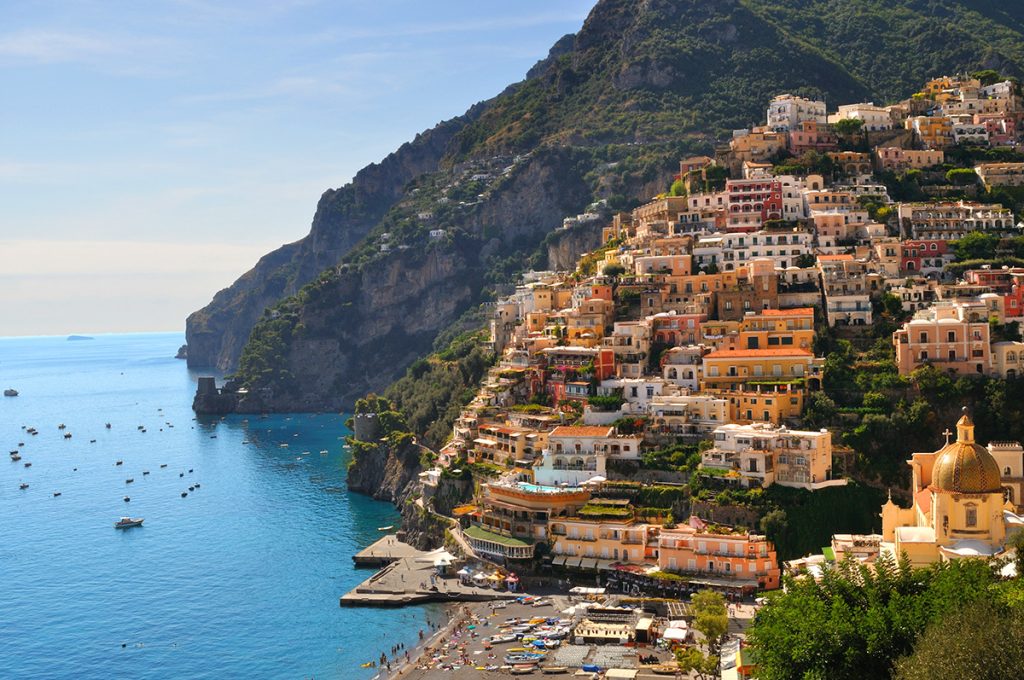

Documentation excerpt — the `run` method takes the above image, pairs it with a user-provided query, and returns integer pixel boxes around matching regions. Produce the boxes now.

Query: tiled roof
[757,307,814,316]
[550,426,614,438]
[704,349,814,358]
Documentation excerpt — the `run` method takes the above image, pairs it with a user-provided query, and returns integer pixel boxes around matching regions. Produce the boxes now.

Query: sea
[0,332,439,679]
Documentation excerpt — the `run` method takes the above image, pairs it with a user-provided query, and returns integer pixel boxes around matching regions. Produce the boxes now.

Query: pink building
[786,120,838,155]
[725,179,783,232]
[893,301,991,376]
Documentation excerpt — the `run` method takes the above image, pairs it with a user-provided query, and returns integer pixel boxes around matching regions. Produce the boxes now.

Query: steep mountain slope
[188,0,1024,409]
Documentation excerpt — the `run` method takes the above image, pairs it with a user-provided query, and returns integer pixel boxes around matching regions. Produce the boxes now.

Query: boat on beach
[4,388,18,397]
[115,517,144,529]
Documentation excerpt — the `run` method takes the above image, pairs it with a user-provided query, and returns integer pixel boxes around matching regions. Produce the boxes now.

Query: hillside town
[351,74,1024,678]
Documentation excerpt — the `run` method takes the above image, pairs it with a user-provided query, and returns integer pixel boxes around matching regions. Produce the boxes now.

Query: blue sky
[0,0,593,336]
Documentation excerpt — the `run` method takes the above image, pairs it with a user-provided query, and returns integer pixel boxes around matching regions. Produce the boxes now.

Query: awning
[595,559,616,571]
[579,558,599,570]
[663,627,688,641]
[567,557,583,568]
[551,556,567,566]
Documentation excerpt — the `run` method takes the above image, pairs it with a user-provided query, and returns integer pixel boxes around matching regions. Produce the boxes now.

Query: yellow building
[906,116,954,149]
[880,410,1023,566]
[736,308,815,351]
[549,510,652,567]
[701,348,823,423]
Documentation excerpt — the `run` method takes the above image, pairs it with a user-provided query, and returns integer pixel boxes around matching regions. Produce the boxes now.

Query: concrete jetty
[352,535,423,567]
[342,539,523,608]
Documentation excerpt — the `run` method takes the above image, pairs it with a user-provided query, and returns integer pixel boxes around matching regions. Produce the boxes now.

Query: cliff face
[345,439,422,503]
[230,148,593,410]
[185,117,470,370]
[546,222,605,271]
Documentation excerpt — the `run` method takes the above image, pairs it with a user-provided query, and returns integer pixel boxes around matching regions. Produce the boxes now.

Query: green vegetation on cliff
[383,322,495,449]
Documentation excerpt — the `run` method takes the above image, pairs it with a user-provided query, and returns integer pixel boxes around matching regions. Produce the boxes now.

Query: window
[965,504,978,528]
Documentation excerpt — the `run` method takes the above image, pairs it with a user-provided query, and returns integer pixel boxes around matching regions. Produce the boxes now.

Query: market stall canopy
[663,627,688,641]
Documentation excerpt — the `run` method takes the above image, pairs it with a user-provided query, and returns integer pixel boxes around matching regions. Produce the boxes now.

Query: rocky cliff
[345,438,422,503]
[228,147,594,410]
[185,117,471,371]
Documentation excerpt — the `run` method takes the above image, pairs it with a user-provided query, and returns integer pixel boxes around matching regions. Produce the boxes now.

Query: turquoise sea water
[0,333,437,679]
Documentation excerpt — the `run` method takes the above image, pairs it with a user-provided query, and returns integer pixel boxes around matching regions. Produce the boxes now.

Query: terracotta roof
[550,426,614,438]
[704,349,814,359]
[756,308,814,316]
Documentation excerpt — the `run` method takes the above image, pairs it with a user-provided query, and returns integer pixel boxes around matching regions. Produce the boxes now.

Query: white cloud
[0,30,117,62]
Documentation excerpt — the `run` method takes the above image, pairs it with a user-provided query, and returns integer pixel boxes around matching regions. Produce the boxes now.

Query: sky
[0,0,594,337]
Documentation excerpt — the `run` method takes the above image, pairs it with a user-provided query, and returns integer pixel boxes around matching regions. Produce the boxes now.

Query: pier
[351,534,424,567]
[342,539,522,608]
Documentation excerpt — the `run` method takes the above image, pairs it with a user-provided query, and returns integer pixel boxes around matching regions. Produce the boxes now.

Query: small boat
[188,486,194,492]
[510,668,535,676]
[181,492,188,498]
[10,454,21,462]
[125,478,134,484]
[124,496,130,502]
[378,525,394,532]
[105,423,112,429]
[194,483,200,488]
[90,439,96,443]
[19,483,28,490]
[3,388,18,397]
[188,469,193,473]
[541,667,568,674]
[115,517,143,529]
[142,471,150,475]
[160,464,167,468]
[24,462,31,467]
[58,424,66,430]
[63,433,72,439]
[53,492,61,497]
[115,460,123,466]
[179,473,184,477]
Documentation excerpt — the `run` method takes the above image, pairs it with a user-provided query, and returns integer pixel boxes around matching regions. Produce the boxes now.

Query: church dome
[931,409,1003,494]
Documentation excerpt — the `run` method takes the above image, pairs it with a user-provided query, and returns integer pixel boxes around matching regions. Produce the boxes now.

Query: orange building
[658,523,780,591]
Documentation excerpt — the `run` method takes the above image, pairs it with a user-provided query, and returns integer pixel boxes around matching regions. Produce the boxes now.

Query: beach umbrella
[457,567,471,576]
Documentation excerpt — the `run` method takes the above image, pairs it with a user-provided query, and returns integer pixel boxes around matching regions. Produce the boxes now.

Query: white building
[829,102,893,131]
[767,94,827,132]
[533,426,643,486]
[701,422,842,490]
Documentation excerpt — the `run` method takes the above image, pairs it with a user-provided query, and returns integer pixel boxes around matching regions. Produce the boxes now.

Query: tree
[759,508,789,546]
[834,118,865,145]
[675,647,719,680]
[602,264,626,277]
[945,167,978,186]
[951,231,999,261]
[802,391,837,428]
[895,600,1024,680]
[669,178,686,196]
[748,555,1001,680]
[691,590,728,651]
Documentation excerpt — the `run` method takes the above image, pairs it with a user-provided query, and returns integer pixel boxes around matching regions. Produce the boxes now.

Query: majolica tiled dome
[931,409,1002,494]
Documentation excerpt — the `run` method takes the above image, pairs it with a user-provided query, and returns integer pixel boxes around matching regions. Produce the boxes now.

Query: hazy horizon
[1,1,592,336]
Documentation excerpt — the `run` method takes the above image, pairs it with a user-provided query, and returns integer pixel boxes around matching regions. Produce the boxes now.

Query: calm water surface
[0,333,437,679]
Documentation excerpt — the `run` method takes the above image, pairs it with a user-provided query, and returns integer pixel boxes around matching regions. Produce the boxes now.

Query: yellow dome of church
[931,409,1002,494]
